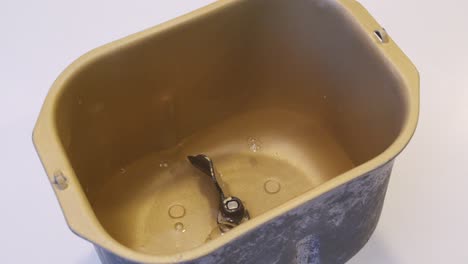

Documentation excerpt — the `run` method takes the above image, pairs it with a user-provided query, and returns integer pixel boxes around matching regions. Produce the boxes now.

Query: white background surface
[1,0,467,263]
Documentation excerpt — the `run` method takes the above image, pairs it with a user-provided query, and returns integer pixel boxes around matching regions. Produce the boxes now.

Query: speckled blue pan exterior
[95,161,393,264]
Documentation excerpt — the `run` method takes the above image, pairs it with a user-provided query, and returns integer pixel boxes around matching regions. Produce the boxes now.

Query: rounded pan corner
[338,0,420,159]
